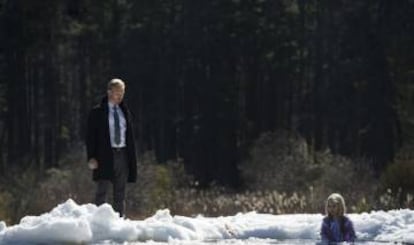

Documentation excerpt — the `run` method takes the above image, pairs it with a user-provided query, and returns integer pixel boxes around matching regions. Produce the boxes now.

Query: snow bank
[0,199,413,244]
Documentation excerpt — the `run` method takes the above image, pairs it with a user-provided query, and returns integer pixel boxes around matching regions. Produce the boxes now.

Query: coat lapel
[101,97,111,147]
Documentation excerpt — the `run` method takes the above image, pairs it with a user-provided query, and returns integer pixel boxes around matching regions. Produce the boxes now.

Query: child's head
[325,193,346,218]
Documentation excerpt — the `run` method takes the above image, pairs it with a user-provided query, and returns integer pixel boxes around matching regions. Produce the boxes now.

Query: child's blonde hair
[325,193,347,217]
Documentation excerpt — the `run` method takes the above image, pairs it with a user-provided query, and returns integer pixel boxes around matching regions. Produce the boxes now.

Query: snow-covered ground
[0,199,413,244]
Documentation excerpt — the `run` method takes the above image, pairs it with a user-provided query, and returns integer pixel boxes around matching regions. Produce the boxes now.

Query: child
[320,193,356,243]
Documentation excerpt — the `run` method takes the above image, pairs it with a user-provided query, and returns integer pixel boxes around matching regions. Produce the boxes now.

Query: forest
[0,0,413,224]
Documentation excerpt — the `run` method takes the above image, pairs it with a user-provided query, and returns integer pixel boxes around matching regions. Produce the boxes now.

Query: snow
[0,199,413,244]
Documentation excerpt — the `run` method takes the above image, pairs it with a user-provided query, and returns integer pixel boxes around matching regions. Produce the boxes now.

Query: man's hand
[88,158,98,170]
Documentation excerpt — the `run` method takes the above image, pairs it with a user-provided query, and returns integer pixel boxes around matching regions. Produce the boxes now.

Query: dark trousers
[95,148,128,217]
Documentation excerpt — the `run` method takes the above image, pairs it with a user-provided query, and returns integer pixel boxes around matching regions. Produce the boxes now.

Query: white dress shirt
[108,102,127,148]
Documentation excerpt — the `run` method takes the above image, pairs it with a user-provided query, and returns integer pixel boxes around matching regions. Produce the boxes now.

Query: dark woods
[0,0,413,188]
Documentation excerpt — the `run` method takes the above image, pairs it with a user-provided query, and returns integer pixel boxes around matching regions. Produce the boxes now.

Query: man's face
[108,86,125,104]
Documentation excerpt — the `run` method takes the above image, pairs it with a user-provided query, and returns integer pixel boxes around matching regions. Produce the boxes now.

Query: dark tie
[113,106,121,145]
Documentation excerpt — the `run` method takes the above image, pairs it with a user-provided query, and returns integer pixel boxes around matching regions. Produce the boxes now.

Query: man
[86,78,137,217]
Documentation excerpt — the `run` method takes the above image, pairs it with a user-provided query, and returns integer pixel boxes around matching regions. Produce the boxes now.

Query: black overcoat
[86,97,137,182]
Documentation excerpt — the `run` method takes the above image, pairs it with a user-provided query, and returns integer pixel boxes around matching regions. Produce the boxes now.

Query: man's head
[107,78,125,105]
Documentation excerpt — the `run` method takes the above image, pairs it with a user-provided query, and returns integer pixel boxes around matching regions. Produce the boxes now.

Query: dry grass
[1,133,413,224]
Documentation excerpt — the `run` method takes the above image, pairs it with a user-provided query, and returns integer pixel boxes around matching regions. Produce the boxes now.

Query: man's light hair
[107,78,125,90]
[325,193,347,216]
